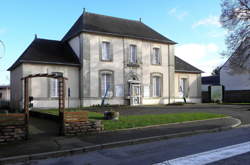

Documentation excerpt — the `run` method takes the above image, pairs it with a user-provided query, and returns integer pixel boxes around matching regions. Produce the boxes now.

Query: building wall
[10,34,202,108]
[10,65,23,110]
[69,36,80,58]
[174,72,202,103]
[75,32,175,106]
[11,63,80,110]
[220,43,250,91]
[0,87,10,101]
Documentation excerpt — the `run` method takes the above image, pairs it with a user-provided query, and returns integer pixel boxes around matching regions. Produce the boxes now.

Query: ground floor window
[151,73,162,97]
[100,70,114,97]
[50,72,63,97]
[179,78,188,97]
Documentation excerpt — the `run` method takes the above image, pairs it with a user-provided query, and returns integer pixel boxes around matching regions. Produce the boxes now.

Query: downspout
[122,37,126,105]
[79,34,83,108]
[79,11,85,108]
[168,45,171,104]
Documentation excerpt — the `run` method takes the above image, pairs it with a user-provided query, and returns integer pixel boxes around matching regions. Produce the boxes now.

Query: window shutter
[159,48,162,65]
[99,41,102,61]
[110,42,113,61]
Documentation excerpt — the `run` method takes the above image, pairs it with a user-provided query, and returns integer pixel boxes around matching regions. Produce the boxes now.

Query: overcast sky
[0,0,228,85]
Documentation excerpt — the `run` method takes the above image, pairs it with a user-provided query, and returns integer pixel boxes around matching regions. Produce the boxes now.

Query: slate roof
[0,85,10,89]
[202,76,220,85]
[62,12,176,44]
[8,38,80,71]
[175,56,203,73]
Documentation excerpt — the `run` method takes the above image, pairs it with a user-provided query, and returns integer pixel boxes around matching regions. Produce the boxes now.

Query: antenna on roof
[139,18,142,22]
[34,34,37,39]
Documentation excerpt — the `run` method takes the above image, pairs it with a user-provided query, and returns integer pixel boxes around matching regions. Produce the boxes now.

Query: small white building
[220,37,250,102]
[8,12,203,110]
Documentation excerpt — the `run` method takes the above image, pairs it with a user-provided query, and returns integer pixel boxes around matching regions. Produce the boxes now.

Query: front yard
[40,109,226,131]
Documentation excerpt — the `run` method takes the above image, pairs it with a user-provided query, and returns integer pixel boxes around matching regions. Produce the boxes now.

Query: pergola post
[58,77,65,135]
[21,73,68,136]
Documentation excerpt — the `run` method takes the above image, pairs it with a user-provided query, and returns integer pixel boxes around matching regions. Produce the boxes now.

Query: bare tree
[220,0,250,70]
[211,66,221,76]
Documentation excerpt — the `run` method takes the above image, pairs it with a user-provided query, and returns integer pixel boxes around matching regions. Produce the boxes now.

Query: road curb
[0,117,241,165]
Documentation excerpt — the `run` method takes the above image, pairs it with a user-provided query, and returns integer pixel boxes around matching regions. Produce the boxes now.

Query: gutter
[63,30,177,45]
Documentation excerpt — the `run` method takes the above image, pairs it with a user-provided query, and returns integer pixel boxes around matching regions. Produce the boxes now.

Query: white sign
[115,85,124,97]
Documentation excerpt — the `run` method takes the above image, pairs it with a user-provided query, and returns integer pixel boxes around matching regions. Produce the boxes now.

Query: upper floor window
[152,48,161,65]
[50,72,63,97]
[101,41,111,61]
[100,71,113,98]
[129,45,137,64]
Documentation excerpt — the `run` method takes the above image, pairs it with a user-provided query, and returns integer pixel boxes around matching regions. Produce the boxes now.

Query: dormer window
[101,41,112,61]
[129,45,137,64]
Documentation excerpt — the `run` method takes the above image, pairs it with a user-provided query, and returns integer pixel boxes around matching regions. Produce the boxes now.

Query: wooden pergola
[21,73,68,136]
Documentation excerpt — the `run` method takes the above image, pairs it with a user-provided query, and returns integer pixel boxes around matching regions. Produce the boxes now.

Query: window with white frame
[50,72,63,97]
[152,75,161,97]
[100,71,113,97]
[129,45,137,64]
[152,47,160,65]
[101,41,111,61]
[179,78,188,97]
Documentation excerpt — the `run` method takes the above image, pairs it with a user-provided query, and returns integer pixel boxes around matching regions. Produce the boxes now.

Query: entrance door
[130,84,141,105]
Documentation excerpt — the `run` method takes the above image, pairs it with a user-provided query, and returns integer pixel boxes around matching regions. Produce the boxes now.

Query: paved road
[11,126,250,165]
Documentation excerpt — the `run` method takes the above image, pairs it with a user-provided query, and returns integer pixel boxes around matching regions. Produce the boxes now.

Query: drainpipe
[79,34,83,108]
[168,45,171,104]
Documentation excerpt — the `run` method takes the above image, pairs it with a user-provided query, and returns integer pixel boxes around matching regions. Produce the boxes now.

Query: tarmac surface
[0,104,247,163]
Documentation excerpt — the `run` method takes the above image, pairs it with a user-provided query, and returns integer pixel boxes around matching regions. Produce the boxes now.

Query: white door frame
[129,82,141,106]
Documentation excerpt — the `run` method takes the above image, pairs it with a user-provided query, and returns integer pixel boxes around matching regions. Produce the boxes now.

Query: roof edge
[8,60,80,71]
[65,30,177,45]
[175,70,203,74]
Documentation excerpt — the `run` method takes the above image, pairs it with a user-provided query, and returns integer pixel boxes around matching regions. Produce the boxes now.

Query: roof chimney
[34,34,37,39]
[139,18,142,22]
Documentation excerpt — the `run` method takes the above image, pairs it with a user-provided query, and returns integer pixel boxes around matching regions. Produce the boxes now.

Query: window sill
[151,63,161,66]
[127,63,140,67]
[100,59,113,62]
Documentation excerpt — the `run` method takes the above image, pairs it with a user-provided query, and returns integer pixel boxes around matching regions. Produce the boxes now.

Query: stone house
[8,12,202,110]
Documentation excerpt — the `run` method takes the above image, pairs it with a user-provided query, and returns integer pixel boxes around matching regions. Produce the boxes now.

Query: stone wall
[64,120,103,136]
[0,114,27,143]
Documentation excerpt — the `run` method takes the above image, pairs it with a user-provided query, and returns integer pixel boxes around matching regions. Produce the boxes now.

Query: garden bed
[36,109,227,131]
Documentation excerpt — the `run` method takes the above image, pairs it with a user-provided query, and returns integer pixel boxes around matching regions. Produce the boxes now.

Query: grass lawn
[40,109,226,131]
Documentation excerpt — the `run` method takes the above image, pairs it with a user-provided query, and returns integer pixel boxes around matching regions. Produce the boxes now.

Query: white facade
[220,39,250,91]
[10,34,202,109]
